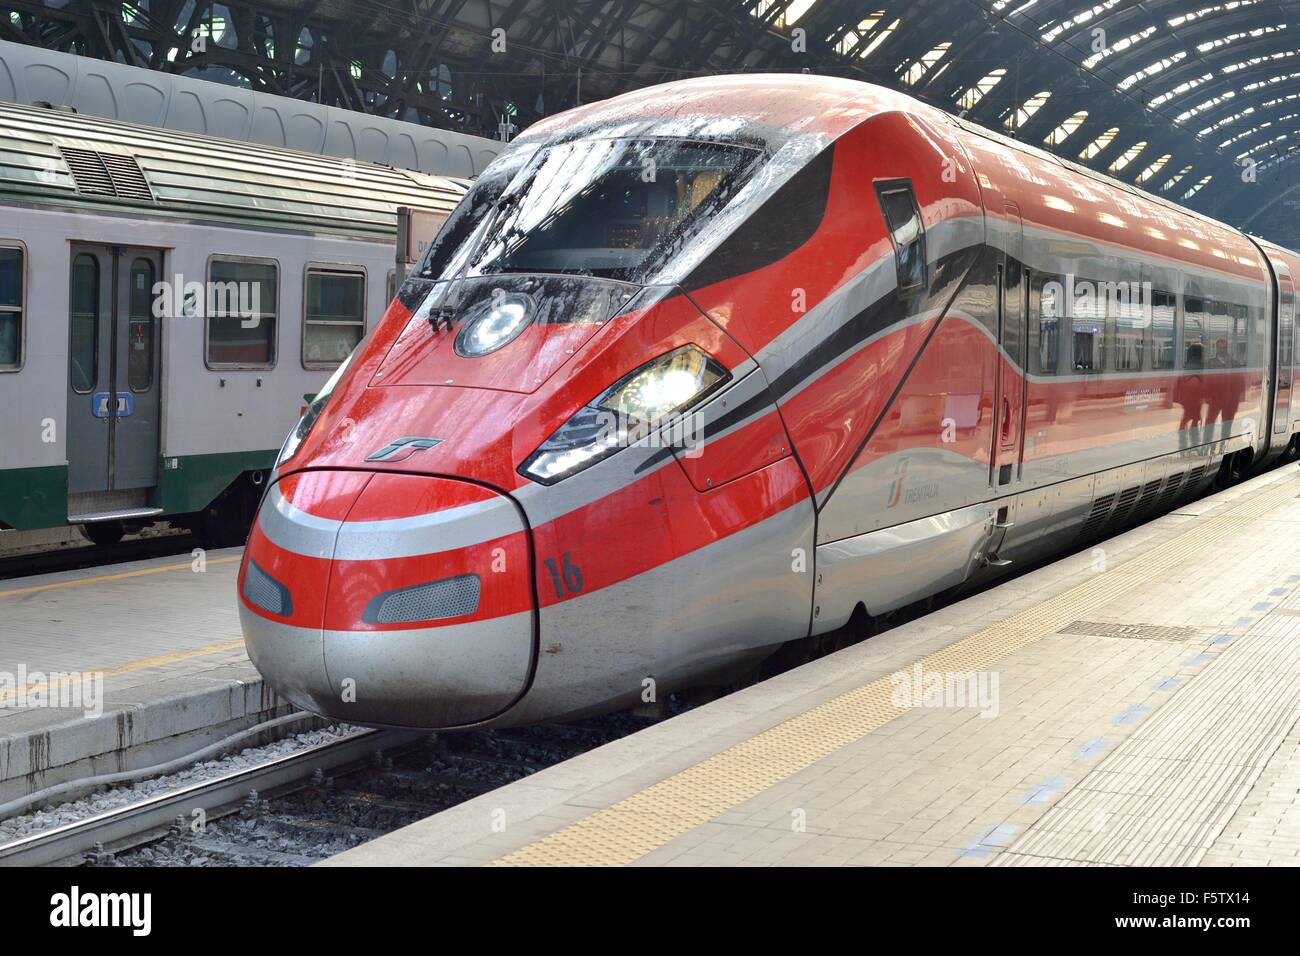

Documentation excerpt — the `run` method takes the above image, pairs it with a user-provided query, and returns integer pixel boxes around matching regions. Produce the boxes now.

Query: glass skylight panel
[959,70,1006,110]
[1041,1,1122,44]
[900,43,951,85]
[1182,174,1212,199]
[1006,91,1051,128]
[1110,141,1147,173]
[1118,51,1186,91]
[1136,153,1172,182]
[1080,126,1119,160]
[1150,73,1212,109]
[1045,110,1088,145]
[1082,26,1155,69]
[1161,165,1194,191]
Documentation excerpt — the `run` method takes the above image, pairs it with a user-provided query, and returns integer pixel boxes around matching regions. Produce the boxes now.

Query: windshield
[417,137,763,284]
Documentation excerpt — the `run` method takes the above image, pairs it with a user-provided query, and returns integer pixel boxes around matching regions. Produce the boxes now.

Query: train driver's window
[206,257,278,369]
[304,266,366,370]
[1034,276,1062,374]
[0,244,22,370]
[1149,291,1176,369]
[874,182,926,296]
[1183,296,1205,369]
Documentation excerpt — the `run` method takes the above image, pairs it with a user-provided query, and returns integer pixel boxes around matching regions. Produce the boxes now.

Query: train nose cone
[239,470,536,729]
[239,469,367,718]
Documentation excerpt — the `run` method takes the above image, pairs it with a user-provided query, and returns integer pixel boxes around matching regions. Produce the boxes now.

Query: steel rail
[0,728,424,867]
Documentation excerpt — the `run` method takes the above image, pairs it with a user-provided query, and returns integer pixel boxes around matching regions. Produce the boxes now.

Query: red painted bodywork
[240,75,1293,706]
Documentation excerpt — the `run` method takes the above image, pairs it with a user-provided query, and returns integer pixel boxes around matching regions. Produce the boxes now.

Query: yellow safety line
[0,638,247,704]
[493,477,1298,866]
[0,554,241,598]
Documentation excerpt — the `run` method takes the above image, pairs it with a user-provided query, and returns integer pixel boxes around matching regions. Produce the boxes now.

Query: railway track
[0,716,655,867]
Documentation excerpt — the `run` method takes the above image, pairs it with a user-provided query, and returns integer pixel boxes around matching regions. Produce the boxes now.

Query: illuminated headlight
[276,351,354,468]
[455,292,534,357]
[520,345,728,484]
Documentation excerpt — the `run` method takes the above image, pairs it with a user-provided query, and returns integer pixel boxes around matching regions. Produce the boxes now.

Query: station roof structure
[2,0,1297,245]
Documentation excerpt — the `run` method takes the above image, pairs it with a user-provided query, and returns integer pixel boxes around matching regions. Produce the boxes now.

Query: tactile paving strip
[494,477,1300,866]
[995,593,1300,866]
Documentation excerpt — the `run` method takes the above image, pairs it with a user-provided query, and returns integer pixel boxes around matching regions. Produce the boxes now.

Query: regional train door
[65,245,164,522]
[991,203,1028,488]
[1273,265,1294,437]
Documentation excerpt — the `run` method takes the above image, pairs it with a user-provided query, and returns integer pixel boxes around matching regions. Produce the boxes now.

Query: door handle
[1000,397,1013,440]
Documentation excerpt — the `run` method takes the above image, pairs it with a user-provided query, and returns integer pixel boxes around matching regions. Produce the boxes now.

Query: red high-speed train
[239,74,1300,729]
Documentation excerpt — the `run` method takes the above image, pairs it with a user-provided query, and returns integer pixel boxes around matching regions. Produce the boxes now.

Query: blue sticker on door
[91,391,134,418]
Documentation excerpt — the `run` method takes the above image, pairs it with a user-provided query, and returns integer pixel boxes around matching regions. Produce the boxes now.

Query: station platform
[0,548,293,807]
[327,464,1300,867]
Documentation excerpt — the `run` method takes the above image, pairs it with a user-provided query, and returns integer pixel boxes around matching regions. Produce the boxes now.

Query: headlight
[520,345,728,484]
[276,351,354,468]
[455,291,534,357]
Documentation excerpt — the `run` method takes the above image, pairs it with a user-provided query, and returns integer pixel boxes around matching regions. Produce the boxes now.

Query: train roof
[0,100,467,241]
[524,74,1280,278]
[519,73,917,150]
[0,38,503,179]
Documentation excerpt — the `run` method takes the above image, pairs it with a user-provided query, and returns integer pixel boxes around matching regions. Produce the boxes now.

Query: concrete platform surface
[325,464,1300,867]
[0,548,290,805]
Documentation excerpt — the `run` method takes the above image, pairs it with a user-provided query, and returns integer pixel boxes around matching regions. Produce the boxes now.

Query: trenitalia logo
[365,436,444,463]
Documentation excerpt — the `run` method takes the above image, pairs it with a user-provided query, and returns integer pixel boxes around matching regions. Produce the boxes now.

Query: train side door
[66,244,164,522]
[991,202,1028,487]
[1274,266,1294,436]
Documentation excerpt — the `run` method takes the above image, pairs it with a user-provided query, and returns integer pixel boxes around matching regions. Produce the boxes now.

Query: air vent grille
[1109,484,1142,525]
[99,152,154,200]
[363,574,481,624]
[243,560,293,617]
[1080,492,1116,539]
[1158,471,1186,508]
[57,146,154,201]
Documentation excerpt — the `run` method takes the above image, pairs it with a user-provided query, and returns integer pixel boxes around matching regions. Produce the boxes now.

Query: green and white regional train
[0,101,473,545]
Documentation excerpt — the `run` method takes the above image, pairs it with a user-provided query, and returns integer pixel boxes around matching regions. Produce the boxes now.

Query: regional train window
[1183,297,1205,369]
[206,257,278,368]
[875,182,927,296]
[1149,291,1176,369]
[127,258,155,392]
[69,253,99,393]
[303,266,365,370]
[0,245,22,371]
[1034,275,1062,375]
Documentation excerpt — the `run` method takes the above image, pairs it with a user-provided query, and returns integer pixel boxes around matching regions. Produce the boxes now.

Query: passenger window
[0,245,22,370]
[1071,278,1105,372]
[1183,296,1205,369]
[127,258,155,392]
[70,253,98,392]
[1206,300,1235,369]
[1149,291,1176,369]
[875,182,926,296]
[1112,284,1145,372]
[207,257,278,368]
[1227,302,1250,367]
[1034,275,1062,374]
[304,267,366,369]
